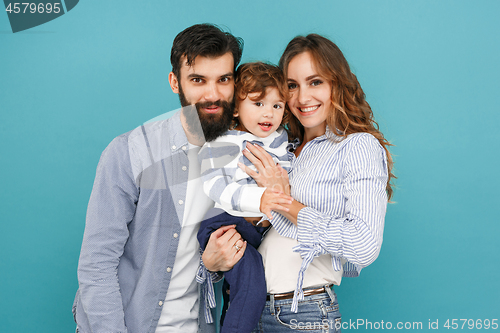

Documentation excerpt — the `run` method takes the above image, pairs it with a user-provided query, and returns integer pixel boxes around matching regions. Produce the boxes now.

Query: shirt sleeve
[296,134,388,270]
[273,128,292,173]
[77,135,139,332]
[199,140,266,214]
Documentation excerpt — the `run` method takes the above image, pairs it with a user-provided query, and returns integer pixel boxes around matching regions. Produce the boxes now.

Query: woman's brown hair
[279,34,395,200]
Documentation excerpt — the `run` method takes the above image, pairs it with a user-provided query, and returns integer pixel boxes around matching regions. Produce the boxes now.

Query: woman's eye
[311,80,323,86]
[288,83,297,90]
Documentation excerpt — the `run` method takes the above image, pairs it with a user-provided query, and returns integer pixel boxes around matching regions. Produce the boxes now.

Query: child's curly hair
[234,62,289,125]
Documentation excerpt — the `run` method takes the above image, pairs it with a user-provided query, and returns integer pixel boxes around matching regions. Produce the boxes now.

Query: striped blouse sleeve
[295,134,388,270]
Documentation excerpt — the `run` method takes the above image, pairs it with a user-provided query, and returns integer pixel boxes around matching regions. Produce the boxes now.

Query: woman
[241,34,395,332]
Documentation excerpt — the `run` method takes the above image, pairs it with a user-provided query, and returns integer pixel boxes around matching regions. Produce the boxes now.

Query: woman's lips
[298,105,320,114]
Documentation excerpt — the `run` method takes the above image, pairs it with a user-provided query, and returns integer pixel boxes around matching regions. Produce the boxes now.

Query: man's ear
[168,72,179,94]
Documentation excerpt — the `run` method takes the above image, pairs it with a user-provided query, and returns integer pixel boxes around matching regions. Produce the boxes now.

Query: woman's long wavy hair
[279,34,395,200]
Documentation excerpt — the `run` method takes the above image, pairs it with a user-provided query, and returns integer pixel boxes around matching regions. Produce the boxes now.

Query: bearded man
[73,24,246,333]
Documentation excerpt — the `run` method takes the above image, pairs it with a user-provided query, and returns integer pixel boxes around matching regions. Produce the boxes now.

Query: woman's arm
[243,134,388,269]
[301,135,388,268]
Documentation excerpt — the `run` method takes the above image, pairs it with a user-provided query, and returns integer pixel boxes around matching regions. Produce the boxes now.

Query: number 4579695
[6,3,61,14]
[444,319,498,330]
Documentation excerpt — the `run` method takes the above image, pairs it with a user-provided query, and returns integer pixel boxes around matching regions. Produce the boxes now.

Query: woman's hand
[238,143,291,195]
[260,188,293,220]
[202,225,247,272]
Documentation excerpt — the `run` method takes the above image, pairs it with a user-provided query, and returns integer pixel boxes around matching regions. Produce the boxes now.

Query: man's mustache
[196,100,225,109]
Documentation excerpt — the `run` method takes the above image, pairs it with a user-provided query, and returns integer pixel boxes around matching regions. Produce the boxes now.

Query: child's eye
[273,104,283,109]
[311,80,323,86]
[254,102,263,107]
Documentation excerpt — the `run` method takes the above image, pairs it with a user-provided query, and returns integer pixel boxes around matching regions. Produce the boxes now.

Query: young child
[197,62,292,333]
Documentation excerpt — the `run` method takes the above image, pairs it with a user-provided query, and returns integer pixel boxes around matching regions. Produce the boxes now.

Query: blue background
[1,1,499,332]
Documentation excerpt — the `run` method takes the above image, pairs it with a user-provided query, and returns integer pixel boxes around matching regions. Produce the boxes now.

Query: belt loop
[325,284,336,303]
[269,294,275,316]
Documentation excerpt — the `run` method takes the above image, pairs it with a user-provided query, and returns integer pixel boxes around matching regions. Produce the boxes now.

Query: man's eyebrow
[187,74,205,79]
[186,73,233,79]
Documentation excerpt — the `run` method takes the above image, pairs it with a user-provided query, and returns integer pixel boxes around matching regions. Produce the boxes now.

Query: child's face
[234,87,285,138]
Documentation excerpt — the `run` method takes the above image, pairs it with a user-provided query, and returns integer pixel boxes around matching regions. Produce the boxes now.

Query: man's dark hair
[170,23,244,78]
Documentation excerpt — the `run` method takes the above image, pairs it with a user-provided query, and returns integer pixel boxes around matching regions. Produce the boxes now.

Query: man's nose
[203,82,222,102]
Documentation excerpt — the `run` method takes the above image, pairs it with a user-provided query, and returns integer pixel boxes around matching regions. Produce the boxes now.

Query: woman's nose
[297,87,311,104]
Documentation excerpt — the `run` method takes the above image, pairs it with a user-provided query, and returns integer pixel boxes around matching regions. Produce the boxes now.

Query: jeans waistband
[266,284,334,301]
[265,284,337,316]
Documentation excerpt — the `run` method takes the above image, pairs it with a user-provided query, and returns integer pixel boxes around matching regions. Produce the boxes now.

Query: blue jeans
[252,285,341,332]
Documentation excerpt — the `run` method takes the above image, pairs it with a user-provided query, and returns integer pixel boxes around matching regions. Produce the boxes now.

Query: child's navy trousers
[197,208,268,333]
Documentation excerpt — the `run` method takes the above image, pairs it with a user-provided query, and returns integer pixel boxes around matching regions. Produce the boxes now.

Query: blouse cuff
[296,207,344,260]
[270,211,297,239]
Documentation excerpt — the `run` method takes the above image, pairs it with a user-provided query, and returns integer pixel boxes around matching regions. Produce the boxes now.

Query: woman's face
[286,51,332,137]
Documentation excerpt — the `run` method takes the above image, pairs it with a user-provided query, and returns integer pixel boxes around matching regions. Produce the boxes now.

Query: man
[73,24,247,333]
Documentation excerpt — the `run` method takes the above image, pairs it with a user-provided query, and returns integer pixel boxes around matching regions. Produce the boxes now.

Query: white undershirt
[258,227,343,293]
[156,144,214,332]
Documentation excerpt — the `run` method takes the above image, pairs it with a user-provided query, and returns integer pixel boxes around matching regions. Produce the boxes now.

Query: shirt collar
[168,111,190,154]
[288,126,343,150]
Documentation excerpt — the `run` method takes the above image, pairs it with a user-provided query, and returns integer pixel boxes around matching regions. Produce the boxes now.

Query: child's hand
[260,188,293,220]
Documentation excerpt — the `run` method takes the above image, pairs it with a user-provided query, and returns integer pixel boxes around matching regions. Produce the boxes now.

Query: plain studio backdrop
[1,1,498,331]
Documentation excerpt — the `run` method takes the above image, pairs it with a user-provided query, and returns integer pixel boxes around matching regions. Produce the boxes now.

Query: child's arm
[199,139,266,214]
[199,129,293,217]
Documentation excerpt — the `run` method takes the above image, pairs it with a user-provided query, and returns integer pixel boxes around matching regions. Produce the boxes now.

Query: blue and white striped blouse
[269,128,389,312]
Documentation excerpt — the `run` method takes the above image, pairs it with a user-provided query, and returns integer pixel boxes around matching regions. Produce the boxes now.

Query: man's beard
[178,84,234,142]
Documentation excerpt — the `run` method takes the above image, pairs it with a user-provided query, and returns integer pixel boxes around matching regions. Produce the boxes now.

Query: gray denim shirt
[73,112,216,333]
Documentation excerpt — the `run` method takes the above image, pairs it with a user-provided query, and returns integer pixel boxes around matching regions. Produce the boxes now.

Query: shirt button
[171,145,176,150]
[159,301,163,306]
[182,146,187,151]
[182,166,187,171]
[173,233,178,238]
[178,200,184,205]
[166,267,172,273]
